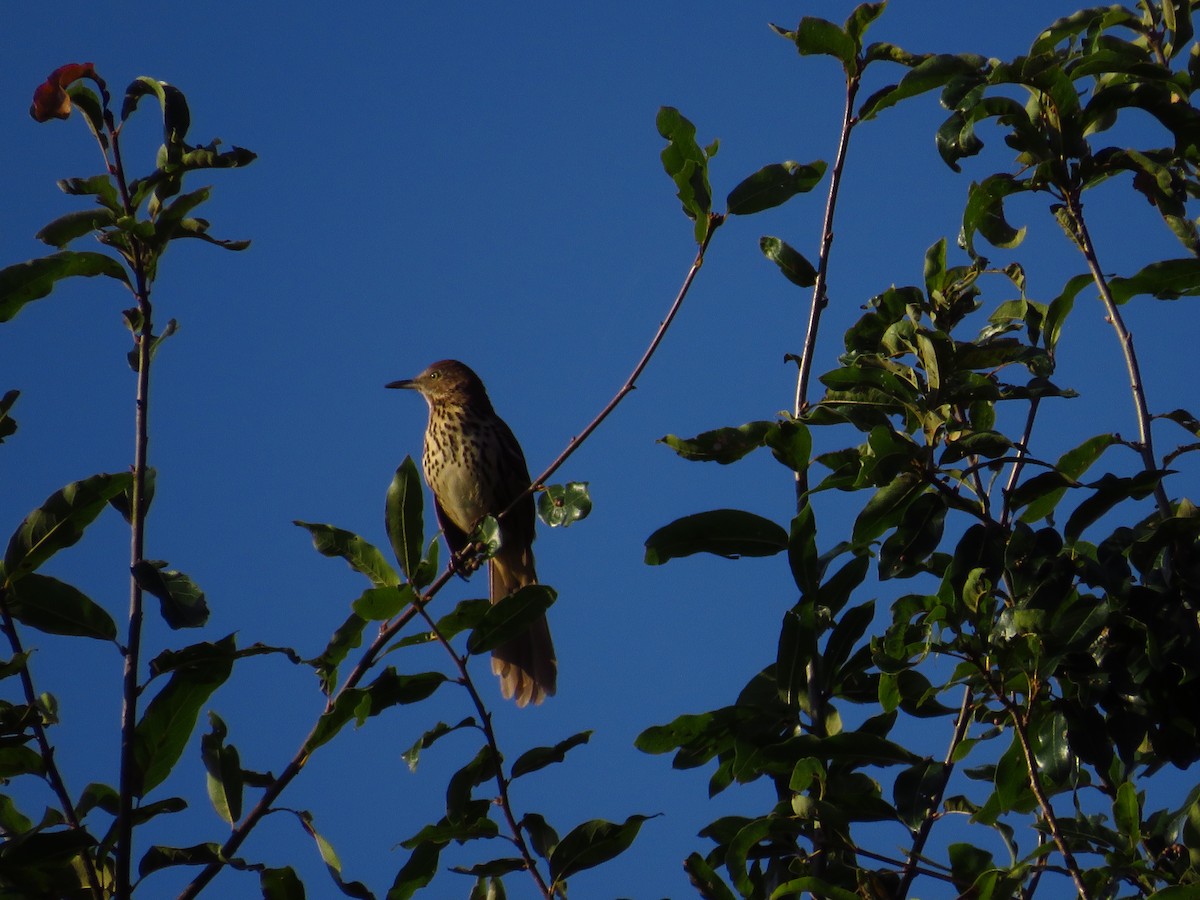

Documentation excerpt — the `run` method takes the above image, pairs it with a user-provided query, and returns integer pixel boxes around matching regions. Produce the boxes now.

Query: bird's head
[386,359,491,408]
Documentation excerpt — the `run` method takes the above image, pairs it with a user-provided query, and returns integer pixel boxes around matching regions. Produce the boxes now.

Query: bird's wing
[433,497,473,558]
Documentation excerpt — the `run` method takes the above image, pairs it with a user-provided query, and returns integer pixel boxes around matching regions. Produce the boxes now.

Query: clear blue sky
[4,2,1198,897]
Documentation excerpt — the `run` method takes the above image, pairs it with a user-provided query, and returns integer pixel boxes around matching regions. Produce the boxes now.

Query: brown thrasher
[386,360,557,706]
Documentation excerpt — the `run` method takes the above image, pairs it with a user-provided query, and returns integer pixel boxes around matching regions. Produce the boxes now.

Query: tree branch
[793,71,861,504]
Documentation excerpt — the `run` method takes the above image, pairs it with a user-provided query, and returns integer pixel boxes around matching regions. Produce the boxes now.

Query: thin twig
[105,109,156,900]
[984,671,1091,899]
[0,590,104,898]
[502,213,724,519]
[1001,398,1042,529]
[1063,191,1171,519]
[412,603,552,898]
[896,685,974,896]
[792,72,861,504]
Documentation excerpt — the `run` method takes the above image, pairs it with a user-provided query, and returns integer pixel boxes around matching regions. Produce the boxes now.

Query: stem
[1000,398,1041,528]
[896,686,973,897]
[984,672,1091,899]
[113,121,154,900]
[0,590,104,898]
[503,213,724,518]
[1063,191,1171,519]
[792,72,860,505]
[413,604,552,898]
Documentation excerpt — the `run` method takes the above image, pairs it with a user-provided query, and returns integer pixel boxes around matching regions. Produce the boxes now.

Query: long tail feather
[489,545,557,707]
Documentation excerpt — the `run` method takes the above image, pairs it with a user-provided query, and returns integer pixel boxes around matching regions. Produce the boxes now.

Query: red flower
[30,62,97,122]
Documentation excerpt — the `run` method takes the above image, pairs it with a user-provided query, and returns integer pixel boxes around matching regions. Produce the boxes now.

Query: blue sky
[4,2,1199,897]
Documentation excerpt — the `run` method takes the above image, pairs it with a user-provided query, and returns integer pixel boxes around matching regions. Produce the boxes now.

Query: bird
[386,360,557,706]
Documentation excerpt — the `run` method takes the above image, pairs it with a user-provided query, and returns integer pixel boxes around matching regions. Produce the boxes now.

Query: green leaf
[522,811,559,861]
[133,635,236,796]
[260,867,306,900]
[4,574,116,640]
[446,745,498,822]
[430,597,491,643]
[138,842,224,878]
[537,482,592,527]
[108,466,156,523]
[1108,258,1200,304]
[1159,408,1200,437]
[0,390,17,445]
[656,106,714,241]
[1019,433,1116,523]
[0,250,131,323]
[401,718,475,772]
[351,584,416,622]
[388,840,443,899]
[777,605,816,711]
[844,2,886,46]
[2,472,133,585]
[726,160,826,216]
[57,174,120,208]
[852,472,924,545]
[683,851,736,900]
[878,492,947,580]
[660,421,773,464]
[307,669,446,753]
[295,521,399,588]
[961,175,1028,256]
[548,815,655,883]
[1065,471,1166,544]
[644,509,788,564]
[511,731,592,779]
[860,53,986,120]
[791,17,856,69]
[386,458,424,580]
[295,810,372,899]
[465,585,556,655]
[131,560,209,629]
[201,712,242,825]
[35,209,119,249]
[760,236,817,287]
[314,613,367,695]
[788,505,819,596]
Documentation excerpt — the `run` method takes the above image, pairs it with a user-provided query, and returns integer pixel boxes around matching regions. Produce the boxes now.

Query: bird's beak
[386,379,416,390]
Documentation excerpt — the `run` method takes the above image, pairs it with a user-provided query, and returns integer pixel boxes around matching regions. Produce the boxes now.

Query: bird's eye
[429,371,440,380]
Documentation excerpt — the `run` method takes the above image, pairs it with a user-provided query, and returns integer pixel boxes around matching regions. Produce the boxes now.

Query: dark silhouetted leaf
[549,815,655,883]
[260,866,305,900]
[760,236,817,287]
[511,731,593,779]
[661,422,773,464]
[466,586,555,655]
[36,209,118,248]
[2,472,133,584]
[0,252,130,323]
[5,573,116,640]
[132,559,209,629]
[133,635,236,796]
[726,160,826,216]
[645,509,788,564]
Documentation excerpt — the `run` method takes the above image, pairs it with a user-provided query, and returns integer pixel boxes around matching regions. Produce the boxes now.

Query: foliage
[638,3,1200,898]
[3,2,1200,899]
